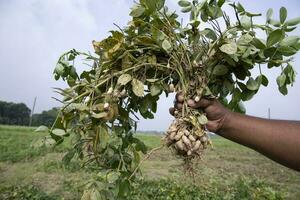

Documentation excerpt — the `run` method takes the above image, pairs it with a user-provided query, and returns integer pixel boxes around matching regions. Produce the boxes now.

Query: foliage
[31,107,59,127]
[0,178,284,200]
[0,101,31,126]
[0,185,58,200]
[44,0,299,199]
[129,178,284,200]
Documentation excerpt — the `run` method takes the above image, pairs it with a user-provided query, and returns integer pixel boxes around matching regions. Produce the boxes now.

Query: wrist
[218,110,235,135]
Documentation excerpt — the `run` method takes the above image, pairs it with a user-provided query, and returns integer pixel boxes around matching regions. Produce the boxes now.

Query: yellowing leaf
[91,112,108,119]
[219,42,237,55]
[130,6,145,18]
[162,39,172,52]
[52,129,66,136]
[198,114,208,125]
[132,78,144,97]
[178,0,191,7]
[117,74,132,85]
[35,125,49,132]
[150,84,161,96]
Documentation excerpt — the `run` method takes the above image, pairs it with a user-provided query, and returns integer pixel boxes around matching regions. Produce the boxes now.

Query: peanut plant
[37,0,299,199]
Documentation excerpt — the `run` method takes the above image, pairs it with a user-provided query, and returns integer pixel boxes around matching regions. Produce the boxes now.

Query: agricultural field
[0,125,299,200]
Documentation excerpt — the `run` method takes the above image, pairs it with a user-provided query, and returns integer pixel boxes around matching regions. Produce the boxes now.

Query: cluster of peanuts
[164,119,210,158]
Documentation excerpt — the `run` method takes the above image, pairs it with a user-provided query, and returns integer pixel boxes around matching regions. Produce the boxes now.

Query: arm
[170,94,300,172]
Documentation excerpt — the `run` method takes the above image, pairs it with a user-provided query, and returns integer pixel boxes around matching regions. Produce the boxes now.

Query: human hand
[169,93,232,133]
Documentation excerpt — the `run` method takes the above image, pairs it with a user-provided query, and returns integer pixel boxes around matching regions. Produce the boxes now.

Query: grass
[0,125,299,199]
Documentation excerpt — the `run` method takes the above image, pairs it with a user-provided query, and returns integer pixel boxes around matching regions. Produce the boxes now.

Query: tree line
[0,100,57,127]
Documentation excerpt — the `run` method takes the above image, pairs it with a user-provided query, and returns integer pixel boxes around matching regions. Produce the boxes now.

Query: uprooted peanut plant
[35,0,299,199]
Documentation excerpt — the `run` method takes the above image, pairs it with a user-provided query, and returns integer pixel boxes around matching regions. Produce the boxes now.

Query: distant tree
[32,107,59,127]
[0,101,31,125]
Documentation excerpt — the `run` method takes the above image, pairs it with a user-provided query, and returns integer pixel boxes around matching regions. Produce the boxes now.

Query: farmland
[0,125,299,199]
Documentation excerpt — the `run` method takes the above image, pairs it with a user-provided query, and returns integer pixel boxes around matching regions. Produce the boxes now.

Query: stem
[128,145,164,180]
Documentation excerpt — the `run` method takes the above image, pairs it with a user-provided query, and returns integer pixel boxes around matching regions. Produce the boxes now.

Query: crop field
[0,125,299,199]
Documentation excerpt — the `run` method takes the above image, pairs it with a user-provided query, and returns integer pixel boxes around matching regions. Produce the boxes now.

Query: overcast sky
[0,0,299,131]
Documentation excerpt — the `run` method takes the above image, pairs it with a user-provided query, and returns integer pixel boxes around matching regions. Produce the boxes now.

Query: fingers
[187,98,212,109]
[171,92,213,117]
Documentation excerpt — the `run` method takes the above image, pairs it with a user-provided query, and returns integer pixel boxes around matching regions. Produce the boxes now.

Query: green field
[0,125,299,199]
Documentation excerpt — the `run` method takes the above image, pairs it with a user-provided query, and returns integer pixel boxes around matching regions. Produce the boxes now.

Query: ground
[0,125,299,199]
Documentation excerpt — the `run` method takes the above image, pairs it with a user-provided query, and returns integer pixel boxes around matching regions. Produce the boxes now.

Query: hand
[169,93,232,133]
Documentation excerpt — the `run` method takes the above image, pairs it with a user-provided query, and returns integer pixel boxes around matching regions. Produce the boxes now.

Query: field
[0,125,299,199]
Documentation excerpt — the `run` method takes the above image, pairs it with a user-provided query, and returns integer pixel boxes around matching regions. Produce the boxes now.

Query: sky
[0,0,299,131]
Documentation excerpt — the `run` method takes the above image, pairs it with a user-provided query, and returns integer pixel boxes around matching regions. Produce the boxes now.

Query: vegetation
[43,0,299,198]
[31,108,58,127]
[0,101,31,126]
[0,100,58,127]
[1,125,300,199]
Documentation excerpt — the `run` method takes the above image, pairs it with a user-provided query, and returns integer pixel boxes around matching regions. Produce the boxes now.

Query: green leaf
[267,29,283,47]
[241,89,256,101]
[246,77,260,91]
[212,65,228,76]
[107,171,120,184]
[52,129,67,137]
[280,7,287,24]
[266,8,273,22]
[278,46,297,56]
[284,64,296,85]
[276,74,286,87]
[118,180,130,197]
[198,114,208,125]
[269,19,281,27]
[279,85,288,95]
[217,0,225,7]
[181,5,192,13]
[202,28,217,41]
[280,36,300,47]
[178,0,191,7]
[220,42,237,55]
[251,38,266,49]
[236,3,245,13]
[260,75,269,86]
[237,101,246,114]
[286,17,300,26]
[130,6,145,18]
[132,78,144,97]
[240,15,251,30]
[117,74,132,85]
[54,63,65,76]
[135,140,147,154]
[35,125,49,132]
[162,39,172,52]
[99,125,109,149]
[62,149,76,166]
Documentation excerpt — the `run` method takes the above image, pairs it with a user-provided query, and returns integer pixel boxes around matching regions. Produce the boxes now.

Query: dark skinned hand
[169,92,231,133]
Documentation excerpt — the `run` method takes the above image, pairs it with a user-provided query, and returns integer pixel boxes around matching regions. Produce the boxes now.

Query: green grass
[0,125,299,199]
